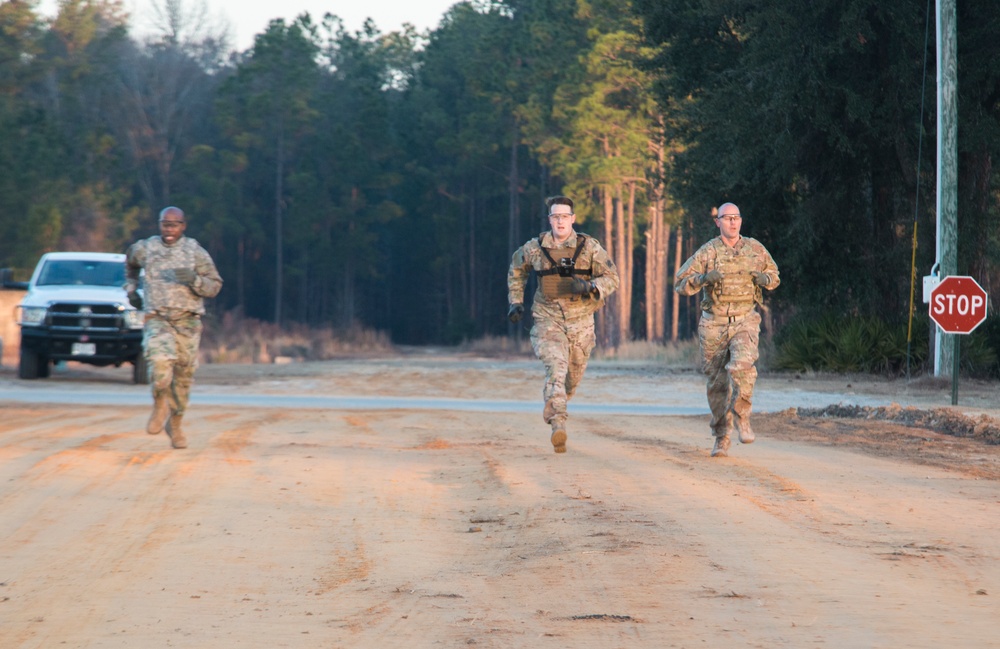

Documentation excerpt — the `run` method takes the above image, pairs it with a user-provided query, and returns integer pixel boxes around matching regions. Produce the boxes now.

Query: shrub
[773,314,933,376]
[959,327,999,378]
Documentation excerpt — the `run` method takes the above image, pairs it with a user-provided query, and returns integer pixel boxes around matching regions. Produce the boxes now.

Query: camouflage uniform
[126,235,222,443]
[508,231,620,438]
[675,236,779,450]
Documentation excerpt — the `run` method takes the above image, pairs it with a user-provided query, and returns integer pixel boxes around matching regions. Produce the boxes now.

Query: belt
[703,310,752,325]
[149,309,200,322]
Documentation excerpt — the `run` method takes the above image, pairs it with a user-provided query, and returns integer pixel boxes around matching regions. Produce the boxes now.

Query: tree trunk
[671,224,683,342]
[600,187,616,347]
[652,132,669,342]
[646,196,669,343]
[507,133,520,335]
[342,259,355,327]
[659,221,670,340]
[645,191,666,342]
[614,187,626,347]
[468,186,476,322]
[620,183,634,342]
[612,187,626,346]
[237,235,246,316]
[645,220,655,342]
[274,124,284,326]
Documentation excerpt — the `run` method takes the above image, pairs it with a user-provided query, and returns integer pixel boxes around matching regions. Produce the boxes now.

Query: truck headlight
[19,306,47,326]
[124,309,145,329]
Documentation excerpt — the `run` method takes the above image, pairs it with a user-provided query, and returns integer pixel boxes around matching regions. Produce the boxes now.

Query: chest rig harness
[703,238,761,317]
[536,232,593,300]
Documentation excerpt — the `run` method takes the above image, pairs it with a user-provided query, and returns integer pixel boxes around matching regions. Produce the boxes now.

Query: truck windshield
[37,260,125,288]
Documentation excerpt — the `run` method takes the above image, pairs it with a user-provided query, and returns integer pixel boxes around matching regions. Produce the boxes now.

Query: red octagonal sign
[929,275,989,334]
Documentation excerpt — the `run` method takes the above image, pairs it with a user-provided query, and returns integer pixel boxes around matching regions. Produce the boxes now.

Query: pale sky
[39,0,461,51]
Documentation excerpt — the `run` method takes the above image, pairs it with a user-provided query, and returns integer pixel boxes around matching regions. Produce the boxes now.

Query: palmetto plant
[774,315,932,376]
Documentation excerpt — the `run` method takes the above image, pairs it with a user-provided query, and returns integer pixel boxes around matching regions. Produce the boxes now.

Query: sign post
[928,276,989,404]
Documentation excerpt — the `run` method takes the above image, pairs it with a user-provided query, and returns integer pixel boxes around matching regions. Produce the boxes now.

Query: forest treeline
[1,0,998,355]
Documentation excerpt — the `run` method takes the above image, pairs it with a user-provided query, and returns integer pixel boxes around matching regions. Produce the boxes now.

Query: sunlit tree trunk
[600,186,616,346]
[658,221,670,340]
[671,225,683,342]
[645,217,656,341]
[618,182,633,342]
[645,193,668,342]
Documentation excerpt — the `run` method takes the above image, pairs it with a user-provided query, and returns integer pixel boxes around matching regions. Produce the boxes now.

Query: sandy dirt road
[1,355,999,648]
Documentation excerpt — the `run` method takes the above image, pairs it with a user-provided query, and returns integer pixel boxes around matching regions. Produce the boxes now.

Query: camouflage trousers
[698,310,761,437]
[144,313,203,419]
[530,315,596,424]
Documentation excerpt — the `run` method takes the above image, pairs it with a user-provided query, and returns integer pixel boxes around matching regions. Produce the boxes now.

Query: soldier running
[126,206,223,449]
[674,203,780,457]
[507,196,620,453]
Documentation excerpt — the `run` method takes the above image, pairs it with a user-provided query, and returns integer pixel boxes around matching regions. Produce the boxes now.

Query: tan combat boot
[147,395,170,435]
[711,434,731,458]
[167,413,187,449]
[736,414,755,444]
[550,418,567,454]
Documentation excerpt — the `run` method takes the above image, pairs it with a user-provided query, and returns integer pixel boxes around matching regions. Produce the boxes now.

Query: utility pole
[934,0,958,376]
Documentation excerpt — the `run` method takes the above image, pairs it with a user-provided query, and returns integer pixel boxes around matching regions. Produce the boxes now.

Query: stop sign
[929,275,989,334]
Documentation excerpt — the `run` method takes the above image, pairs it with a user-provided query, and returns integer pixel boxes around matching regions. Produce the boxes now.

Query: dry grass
[198,313,700,367]
[594,339,700,368]
[455,334,534,357]
[200,311,393,364]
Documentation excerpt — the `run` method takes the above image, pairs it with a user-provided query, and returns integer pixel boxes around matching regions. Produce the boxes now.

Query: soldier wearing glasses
[126,206,222,450]
[675,203,780,457]
[507,196,620,454]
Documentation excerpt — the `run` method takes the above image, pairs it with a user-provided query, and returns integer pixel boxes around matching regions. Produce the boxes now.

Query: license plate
[72,342,96,356]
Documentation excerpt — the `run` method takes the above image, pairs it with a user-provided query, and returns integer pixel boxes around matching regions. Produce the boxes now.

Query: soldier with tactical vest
[674,203,780,458]
[507,196,620,453]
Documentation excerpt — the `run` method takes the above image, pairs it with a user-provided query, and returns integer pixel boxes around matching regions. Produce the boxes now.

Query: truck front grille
[48,303,125,332]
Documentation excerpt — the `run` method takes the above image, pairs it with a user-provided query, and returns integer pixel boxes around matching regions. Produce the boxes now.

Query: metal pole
[951,335,960,406]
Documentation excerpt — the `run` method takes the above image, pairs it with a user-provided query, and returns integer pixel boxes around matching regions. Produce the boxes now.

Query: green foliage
[774,314,1000,378]
[774,315,928,376]
[633,0,997,326]
[961,318,1000,378]
[0,0,43,93]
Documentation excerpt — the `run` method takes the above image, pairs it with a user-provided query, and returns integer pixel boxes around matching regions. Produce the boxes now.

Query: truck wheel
[133,354,149,385]
[19,348,40,380]
[37,357,51,378]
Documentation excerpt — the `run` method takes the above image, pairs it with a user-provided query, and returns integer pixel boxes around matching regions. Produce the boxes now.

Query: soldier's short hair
[159,206,185,222]
[546,196,574,213]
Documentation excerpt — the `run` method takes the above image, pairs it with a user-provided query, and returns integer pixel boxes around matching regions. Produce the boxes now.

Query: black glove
[570,278,593,295]
[508,303,524,323]
[174,268,196,285]
[702,269,724,285]
[127,290,143,310]
[751,271,769,286]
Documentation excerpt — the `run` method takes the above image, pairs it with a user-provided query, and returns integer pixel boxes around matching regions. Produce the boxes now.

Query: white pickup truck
[15,252,147,383]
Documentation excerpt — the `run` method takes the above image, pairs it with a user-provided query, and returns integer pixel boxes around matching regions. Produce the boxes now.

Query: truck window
[37,260,126,287]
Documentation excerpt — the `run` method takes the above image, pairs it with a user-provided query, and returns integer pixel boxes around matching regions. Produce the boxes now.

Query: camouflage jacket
[674,236,779,318]
[125,235,223,318]
[508,231,620,321]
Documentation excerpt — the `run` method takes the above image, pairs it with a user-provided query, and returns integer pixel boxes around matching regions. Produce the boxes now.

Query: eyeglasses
[549,213,574,221]
[716,214,741,223]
